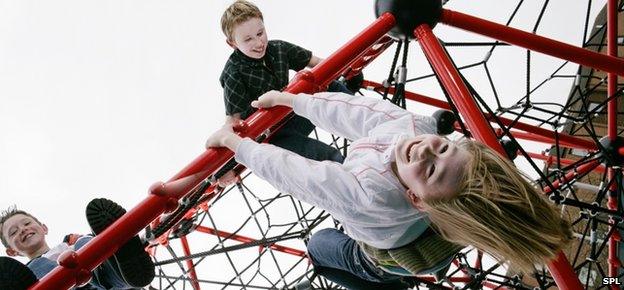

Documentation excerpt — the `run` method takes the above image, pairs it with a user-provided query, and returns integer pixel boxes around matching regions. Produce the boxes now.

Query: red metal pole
[307,13,397,88]
[494,120,597,151]
[440,9,624,77]
[509,130,596,151]
[180,236,201,290]
[548,253,583,290]
[527,152,606,175]
[342,36,394,80]
[543,160,601,195]
[363,79,452,109]
[195,226,306,257]
[364,80,598,150]
[539,158,601,290]
[415,23,583,290]
[607,0,619,140]
[606,0,620,283]
[415,24,505,155]
[30,13,396,290]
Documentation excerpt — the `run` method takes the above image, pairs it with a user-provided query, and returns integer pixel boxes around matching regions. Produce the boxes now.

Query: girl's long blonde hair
[422,140,573,273]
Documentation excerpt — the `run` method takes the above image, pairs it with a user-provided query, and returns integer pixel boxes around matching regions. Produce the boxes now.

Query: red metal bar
[606,0,620,282]
[415,24,505,155]
[543,160,602,195]
[363,79,452,109]
[474,251,483,270]
[195,226,306,257]
[309,13,397,88]
[494,120,596,151]
[151,189,219,245]
[365,81,598,151]
[30,13,396,290]
[415,22,583,290]
[440,9,624,77]
[509,130,596,151]
[547,253,583,290]
[180,236,201,290]
[607,0,619,141]
[527,152,606,175]
[342,36,394,80]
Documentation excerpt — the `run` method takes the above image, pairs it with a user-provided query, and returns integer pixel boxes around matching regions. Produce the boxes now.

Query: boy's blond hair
[0,206,42,248]
[423,140,573,273]
[221,0,263,42]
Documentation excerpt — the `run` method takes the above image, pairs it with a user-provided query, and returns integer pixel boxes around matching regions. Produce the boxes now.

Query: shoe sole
[0,256,38,290]
[86,198,155,288]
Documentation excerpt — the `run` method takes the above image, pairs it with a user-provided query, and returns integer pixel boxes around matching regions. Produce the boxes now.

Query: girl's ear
[406,189,424,210]
[5,247,19,257]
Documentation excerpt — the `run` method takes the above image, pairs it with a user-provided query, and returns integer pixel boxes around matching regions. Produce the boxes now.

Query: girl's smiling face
[394,134,470,208]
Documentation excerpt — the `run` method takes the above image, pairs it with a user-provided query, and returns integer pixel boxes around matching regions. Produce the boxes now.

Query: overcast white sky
[0,0,605,273]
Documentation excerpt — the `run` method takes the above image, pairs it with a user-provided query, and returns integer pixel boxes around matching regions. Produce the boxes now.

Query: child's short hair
[221,0,264,42]
[423,139,573,273]
[0,205,42,248]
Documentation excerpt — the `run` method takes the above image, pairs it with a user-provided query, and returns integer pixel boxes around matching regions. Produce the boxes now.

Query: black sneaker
[85,198,155,288]
[0,256,38,290]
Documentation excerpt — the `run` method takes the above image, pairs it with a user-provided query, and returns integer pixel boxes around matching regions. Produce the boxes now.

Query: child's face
[228,17,268,59]
[394,134,470,208]
[2,214,48,257]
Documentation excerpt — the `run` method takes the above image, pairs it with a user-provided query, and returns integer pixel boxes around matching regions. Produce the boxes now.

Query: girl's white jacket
[235,92,437,249]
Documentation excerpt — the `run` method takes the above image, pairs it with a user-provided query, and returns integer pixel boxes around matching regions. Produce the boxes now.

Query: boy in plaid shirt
[218,1,348,185]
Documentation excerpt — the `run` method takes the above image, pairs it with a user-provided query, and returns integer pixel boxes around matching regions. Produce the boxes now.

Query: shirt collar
[384,134,409,163]
[233,48,275,69]
[233,49,263,63]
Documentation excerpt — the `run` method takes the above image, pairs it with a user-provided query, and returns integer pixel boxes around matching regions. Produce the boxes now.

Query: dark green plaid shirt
[220,39,312,119]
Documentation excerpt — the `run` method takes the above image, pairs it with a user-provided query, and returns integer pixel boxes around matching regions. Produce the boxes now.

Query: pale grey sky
[0,1,605,283]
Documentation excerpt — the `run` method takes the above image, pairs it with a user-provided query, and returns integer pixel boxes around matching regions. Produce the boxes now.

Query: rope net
[147,1,623,289]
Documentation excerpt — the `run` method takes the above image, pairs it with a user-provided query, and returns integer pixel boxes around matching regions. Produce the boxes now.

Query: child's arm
[252,91,434,140]
[206,127,363,210]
